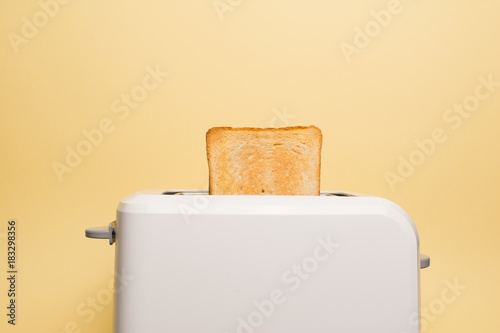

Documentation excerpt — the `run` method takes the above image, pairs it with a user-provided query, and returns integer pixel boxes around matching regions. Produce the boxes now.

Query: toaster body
[86,190,428,333]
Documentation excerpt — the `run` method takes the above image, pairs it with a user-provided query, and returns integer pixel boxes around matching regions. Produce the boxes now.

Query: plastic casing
[113,190,421,333]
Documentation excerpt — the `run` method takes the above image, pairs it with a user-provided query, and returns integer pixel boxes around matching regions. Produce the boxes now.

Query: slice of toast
[206,126,322,195]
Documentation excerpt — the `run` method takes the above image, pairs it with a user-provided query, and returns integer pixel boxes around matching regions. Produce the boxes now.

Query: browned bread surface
[206,126,322,195]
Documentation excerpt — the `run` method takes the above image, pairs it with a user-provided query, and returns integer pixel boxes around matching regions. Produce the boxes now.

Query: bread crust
[206,126,322,195]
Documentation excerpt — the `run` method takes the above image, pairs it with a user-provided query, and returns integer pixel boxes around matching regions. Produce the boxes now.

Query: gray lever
[420,254,430,269]
[85,221,116,245]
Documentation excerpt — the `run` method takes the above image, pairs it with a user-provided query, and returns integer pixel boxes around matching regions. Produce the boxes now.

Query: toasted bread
[206,126,322,195]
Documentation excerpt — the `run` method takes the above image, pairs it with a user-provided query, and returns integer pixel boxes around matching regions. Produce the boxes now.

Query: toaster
[86,189,430,333]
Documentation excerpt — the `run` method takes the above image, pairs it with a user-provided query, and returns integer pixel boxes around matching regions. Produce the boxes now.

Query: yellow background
[1,0,499,332]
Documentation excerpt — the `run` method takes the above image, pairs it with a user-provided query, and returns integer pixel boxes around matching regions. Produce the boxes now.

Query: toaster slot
[162,190,359,196]
[322,192,358,197]
[162,190,209,195]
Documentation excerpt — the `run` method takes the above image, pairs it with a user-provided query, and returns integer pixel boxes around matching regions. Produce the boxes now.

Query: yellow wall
[1,0,499,332]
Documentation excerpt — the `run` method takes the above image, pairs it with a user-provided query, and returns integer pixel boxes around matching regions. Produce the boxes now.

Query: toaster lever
[420,254,430,269]
[85,221,116,245]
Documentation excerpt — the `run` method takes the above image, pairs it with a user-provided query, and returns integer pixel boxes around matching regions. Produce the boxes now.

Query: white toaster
[86,189,430,333]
